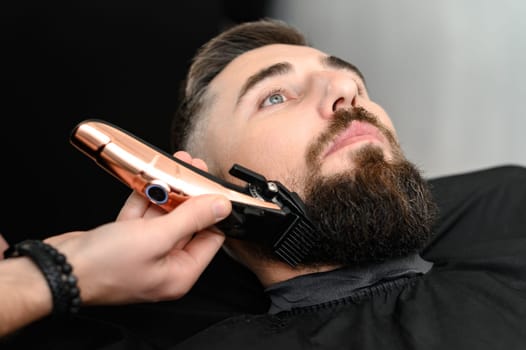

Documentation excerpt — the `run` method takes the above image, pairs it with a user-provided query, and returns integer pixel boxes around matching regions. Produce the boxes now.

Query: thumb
[150,194,231,247]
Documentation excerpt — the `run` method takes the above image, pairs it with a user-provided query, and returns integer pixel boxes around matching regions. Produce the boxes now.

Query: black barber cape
[174,165,526,349]
[2,165,526,349]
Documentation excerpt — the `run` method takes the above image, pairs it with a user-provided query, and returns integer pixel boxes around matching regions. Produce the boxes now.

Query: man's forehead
[217,44,326,79]
[210,44,363,94]
[234,43,325,63]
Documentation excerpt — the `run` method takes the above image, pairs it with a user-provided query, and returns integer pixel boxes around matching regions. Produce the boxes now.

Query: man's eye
[260,92,287,108]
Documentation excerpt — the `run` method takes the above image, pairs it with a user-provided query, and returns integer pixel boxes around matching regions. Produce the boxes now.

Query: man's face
[197,44,436,266]
[201,44,398,197]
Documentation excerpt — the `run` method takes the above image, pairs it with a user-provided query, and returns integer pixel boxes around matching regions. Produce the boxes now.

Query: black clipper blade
[224,164,319,267]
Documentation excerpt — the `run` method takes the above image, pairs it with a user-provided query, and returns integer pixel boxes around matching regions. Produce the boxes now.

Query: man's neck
[249,260,341,287]
[222,240,341,287]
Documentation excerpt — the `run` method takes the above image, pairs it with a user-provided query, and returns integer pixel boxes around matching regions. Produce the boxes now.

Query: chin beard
[227,107,437,268]
[300,145,438,266]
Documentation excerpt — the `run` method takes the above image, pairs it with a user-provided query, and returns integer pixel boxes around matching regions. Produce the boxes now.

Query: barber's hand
[46,152,230,305]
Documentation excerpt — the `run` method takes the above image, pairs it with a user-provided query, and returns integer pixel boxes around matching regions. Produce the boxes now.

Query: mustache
[306,107,399,166]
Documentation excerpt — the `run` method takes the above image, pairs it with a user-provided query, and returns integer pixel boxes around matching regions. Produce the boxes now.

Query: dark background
[0,1,270,243]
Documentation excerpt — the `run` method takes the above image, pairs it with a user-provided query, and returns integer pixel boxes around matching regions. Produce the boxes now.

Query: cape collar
[266,254,433,314]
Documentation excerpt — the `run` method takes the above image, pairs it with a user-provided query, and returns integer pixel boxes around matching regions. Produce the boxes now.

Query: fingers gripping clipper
[70,120,318,267]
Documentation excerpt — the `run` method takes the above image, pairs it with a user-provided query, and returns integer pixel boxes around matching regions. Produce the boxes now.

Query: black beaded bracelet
[4,240,81,315]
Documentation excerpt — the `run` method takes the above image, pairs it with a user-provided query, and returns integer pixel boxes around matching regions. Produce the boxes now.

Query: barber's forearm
[0,257,53,337]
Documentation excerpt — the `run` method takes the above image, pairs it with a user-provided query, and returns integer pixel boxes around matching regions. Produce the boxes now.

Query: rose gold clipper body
[70,119,318,266]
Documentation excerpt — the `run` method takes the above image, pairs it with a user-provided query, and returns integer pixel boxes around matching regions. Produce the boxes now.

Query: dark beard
[231,107,437,267]
[301,145,437,266]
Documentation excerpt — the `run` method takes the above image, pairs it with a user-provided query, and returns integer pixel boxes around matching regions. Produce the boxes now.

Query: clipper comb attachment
[227,164,319,266]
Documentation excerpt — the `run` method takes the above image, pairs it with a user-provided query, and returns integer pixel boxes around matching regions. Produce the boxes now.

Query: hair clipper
[70,119,318,266]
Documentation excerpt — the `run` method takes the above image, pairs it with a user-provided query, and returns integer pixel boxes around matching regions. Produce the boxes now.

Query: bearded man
[167,19,526,349]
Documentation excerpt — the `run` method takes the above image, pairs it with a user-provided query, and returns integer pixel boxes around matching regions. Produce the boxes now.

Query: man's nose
[318,73,359,119]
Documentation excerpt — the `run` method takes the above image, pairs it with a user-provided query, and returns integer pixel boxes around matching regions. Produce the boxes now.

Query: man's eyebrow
[237,62,293,105]
[322,55,366,85]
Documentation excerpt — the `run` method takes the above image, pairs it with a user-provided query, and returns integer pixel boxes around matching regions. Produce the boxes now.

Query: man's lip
[322,121,385,158]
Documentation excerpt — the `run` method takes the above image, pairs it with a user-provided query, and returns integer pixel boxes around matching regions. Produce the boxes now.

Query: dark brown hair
[170,18,308,152]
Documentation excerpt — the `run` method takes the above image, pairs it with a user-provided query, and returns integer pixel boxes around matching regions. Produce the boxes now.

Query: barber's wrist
[0,256,53,318]
[4,240,82,315]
